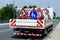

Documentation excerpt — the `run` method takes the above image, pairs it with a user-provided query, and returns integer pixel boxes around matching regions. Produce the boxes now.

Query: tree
[32,6,37,8]
[29,5,32,8]
[0,4,17,19]
[23,6,27,8]
[23,5,37,8]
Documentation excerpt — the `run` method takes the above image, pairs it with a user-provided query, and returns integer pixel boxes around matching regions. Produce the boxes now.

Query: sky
[0,0,60,17]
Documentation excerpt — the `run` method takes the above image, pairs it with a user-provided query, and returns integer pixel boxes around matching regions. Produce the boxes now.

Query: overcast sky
[0,0,60,17]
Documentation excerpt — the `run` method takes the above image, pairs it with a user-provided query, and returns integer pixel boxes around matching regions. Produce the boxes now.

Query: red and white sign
[9,19,16,26]
[18,8,28,19]
[36,19,44,27]
[37,9,44,19]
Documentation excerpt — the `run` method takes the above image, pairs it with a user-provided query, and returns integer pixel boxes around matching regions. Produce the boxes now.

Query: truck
[9,8,53,36]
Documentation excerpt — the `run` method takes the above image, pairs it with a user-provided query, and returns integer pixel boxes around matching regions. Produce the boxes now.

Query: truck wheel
[51,25,53,30]
[44,29,48,36]
[50,25,53,31]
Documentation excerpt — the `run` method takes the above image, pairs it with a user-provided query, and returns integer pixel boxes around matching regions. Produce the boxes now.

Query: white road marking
[0,29,12,33]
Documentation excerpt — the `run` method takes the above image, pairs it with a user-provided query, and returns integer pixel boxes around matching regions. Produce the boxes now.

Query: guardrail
[0,20,9,23]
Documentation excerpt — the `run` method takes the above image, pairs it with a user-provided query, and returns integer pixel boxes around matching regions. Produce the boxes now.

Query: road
[46,21,60,40]
[0,19,60,40]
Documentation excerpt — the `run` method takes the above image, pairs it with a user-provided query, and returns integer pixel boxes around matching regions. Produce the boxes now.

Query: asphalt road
[0,19,59,40]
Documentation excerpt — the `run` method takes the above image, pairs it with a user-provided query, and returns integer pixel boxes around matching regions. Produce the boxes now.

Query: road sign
[37,9,44,19]
[30,10,37,19]
[18,8,28,19]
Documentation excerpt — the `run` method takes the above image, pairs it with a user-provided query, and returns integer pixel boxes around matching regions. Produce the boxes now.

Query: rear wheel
[48,24,53,32]
[44,29,48,36]
[51,24,53,31]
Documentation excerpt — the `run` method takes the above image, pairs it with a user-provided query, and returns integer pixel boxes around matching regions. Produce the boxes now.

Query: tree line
[0,4,17,19]
[23,5,36,8]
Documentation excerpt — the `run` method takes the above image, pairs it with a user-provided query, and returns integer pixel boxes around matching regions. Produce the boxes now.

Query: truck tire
[44,29,48,36]
[50,24,53,31]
